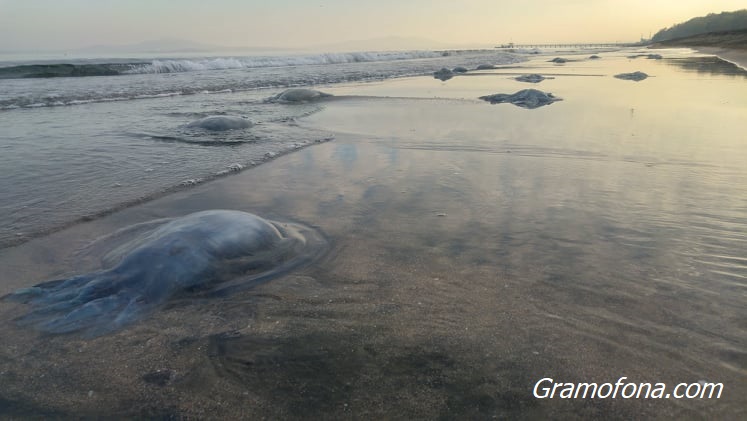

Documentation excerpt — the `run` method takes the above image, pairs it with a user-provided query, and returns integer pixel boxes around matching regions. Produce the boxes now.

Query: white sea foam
[180,178,203,186]
[215,163,246,176]
[0,49,524,110]
[127,50,450,74]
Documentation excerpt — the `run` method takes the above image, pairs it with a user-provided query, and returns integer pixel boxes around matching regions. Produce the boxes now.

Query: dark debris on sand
[433,68,454,81]
[479,89,561,109]
[614,71,649,81]
[514,74,550,83]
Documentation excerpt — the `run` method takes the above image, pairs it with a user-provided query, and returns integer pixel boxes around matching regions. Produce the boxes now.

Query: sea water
[0,47,745,418]
[0,48,524,247]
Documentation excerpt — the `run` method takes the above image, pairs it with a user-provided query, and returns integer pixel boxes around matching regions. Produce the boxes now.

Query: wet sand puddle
[0,50,745,419]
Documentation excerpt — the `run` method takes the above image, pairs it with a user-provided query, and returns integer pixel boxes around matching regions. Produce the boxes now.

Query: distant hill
[75,37,459,56]
[651,10,747,42]
[78,39,224,54]
[77,39,286,54]
[652,29,747,49]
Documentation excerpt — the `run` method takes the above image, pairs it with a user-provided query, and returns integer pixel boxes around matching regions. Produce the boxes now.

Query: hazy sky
[0,0,744,51]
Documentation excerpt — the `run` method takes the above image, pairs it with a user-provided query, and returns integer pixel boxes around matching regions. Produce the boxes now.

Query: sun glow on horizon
[0,0,744,51]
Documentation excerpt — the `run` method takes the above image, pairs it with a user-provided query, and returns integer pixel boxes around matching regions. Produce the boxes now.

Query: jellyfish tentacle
[4,274,98,304]
[37,293,131,334]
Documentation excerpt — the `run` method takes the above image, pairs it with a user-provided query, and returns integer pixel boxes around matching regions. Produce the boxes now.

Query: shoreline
[1,49,745,419]
[691,46,747,70]
[0,135,334,251]
[649,37,747,70]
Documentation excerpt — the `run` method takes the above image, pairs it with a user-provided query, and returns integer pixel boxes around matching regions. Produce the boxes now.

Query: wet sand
[1,51,746,419]
[693,47,747,70]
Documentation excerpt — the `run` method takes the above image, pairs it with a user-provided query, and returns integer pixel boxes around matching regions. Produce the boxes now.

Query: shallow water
[0,48,745,418]
[0,49,523,248]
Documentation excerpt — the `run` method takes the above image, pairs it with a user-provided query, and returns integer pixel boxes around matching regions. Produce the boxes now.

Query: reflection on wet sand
[663,56,747,77]
[0,52,745,419]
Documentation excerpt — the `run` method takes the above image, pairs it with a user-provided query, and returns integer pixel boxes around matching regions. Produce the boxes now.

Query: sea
[1,45,746,418]
[0,48,525,247]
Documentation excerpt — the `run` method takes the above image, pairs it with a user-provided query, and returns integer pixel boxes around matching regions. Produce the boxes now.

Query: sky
[0,0,744,51]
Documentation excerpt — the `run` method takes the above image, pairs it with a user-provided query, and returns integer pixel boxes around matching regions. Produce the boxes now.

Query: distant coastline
[650,29,747,50]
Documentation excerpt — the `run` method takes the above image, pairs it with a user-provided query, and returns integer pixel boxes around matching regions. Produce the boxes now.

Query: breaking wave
[0,49,524,110]
[128,50,450,74]
[0,62,139,79]
[0,50,454,79]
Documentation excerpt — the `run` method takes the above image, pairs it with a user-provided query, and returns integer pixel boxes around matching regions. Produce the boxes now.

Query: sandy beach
[692,47,747,70]
[1,49,745,419]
